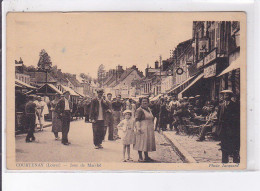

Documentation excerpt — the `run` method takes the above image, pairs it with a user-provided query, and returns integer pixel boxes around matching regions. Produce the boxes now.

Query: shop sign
[204,49,217,66]
[198,39,209,53]
[204,64,216,78]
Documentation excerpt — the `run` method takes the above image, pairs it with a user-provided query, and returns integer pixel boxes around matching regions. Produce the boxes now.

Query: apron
[134,108,156,152]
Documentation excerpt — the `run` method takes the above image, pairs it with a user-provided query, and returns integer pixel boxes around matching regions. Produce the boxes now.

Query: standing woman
[134,97,156,162]
[51,93,62,140]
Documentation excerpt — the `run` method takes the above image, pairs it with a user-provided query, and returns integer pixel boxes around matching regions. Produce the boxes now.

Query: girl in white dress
[117,110,136,162]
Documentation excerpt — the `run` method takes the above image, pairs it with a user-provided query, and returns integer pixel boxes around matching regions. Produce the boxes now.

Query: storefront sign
[204,49,217,66]
[204,64,216,78]
[198,39,209,53]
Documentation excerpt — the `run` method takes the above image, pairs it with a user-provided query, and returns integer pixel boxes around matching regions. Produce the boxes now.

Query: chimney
[117,65,123,72]
[155,61,159,69]
[131,65,137,70]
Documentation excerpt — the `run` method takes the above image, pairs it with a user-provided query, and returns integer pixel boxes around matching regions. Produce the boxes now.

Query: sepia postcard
[6,12,246,170]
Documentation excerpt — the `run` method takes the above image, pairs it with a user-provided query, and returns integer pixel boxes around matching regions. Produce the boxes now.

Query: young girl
[117,110,136,162]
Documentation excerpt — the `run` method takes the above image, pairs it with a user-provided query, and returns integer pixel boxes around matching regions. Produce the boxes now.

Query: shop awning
[167,75,197,94]
[15,79,36,89]
[217,57,241,77]
[60,85,79,96]
[15,84,23,88]
[178,73,204,98]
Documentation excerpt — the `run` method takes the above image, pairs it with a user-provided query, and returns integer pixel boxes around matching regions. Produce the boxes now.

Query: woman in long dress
[50,94,62,140]
[134,97,156,162]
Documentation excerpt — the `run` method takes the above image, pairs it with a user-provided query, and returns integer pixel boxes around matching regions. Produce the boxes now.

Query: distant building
[111,65,143,98]
[66,74,84,96]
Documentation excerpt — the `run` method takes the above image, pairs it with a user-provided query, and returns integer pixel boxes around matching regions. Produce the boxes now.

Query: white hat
[123,110,132,115]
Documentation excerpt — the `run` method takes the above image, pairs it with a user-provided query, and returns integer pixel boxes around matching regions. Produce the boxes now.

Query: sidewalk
[163,131,222,163]
[16,121,52,135]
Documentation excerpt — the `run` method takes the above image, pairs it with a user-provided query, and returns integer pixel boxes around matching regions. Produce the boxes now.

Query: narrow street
[16,119,183,163]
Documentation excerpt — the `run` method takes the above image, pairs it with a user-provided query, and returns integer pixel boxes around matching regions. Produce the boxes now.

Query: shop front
[186,48,229,102]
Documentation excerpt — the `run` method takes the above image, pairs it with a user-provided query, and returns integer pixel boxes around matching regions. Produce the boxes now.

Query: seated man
[196,106,218,142]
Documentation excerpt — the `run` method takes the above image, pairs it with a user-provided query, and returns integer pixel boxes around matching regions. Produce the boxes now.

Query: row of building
[15,59,99,102]
[103,21,240,102]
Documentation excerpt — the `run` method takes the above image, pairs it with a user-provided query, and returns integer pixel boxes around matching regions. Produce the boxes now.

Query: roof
[105,75,117,87]
[56,71,69,83]
[103,74,116,86]
[60,85,79,96]
[47,84,63,94]
[37,83,63,95]
[67,76,83,87]
[112,68,143,88]
[15,79,36,89]
[27,71,57,83]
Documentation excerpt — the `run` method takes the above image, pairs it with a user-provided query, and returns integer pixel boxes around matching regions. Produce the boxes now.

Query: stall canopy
[15,79,36,89]
[217,57,241,77]
[167,75,197,94]
[37,83,63,95]
[60,85,79,96]
[178,73,204,98]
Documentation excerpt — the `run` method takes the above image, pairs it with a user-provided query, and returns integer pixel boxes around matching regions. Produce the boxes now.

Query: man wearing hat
[55,91,73,145]
[89,88,109,149]
[217,90,240,163]
[25,95,40,142]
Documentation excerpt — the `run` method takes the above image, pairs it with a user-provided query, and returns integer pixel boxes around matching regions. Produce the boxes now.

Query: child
[117,110,136,162]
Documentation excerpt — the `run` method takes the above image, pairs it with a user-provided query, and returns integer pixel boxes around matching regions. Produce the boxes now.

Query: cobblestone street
[164,131,221,163]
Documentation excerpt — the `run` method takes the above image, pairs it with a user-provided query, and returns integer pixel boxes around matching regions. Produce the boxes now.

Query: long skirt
[52,111,62,132]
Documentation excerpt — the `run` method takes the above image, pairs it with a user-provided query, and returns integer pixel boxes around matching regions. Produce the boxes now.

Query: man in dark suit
[217,90,240,163]
[90,89,109,149]
[55,91,72,145]
[25,95,40,142]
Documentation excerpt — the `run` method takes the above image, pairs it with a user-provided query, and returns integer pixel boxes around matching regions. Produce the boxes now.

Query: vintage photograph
[6,12,246,170]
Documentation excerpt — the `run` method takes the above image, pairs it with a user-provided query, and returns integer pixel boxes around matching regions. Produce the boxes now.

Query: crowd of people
[23,88,240,163]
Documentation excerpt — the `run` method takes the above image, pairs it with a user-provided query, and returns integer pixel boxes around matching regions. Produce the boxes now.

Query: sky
[7,12,193,78]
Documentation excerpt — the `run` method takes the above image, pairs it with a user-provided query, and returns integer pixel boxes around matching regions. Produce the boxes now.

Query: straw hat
[123,110,132,115]
[220,89,233,94]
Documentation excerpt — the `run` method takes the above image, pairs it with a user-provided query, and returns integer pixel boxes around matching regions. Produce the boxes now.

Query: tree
[38,49,52,71]
[26,65,37,72]
[97,64,105,87]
